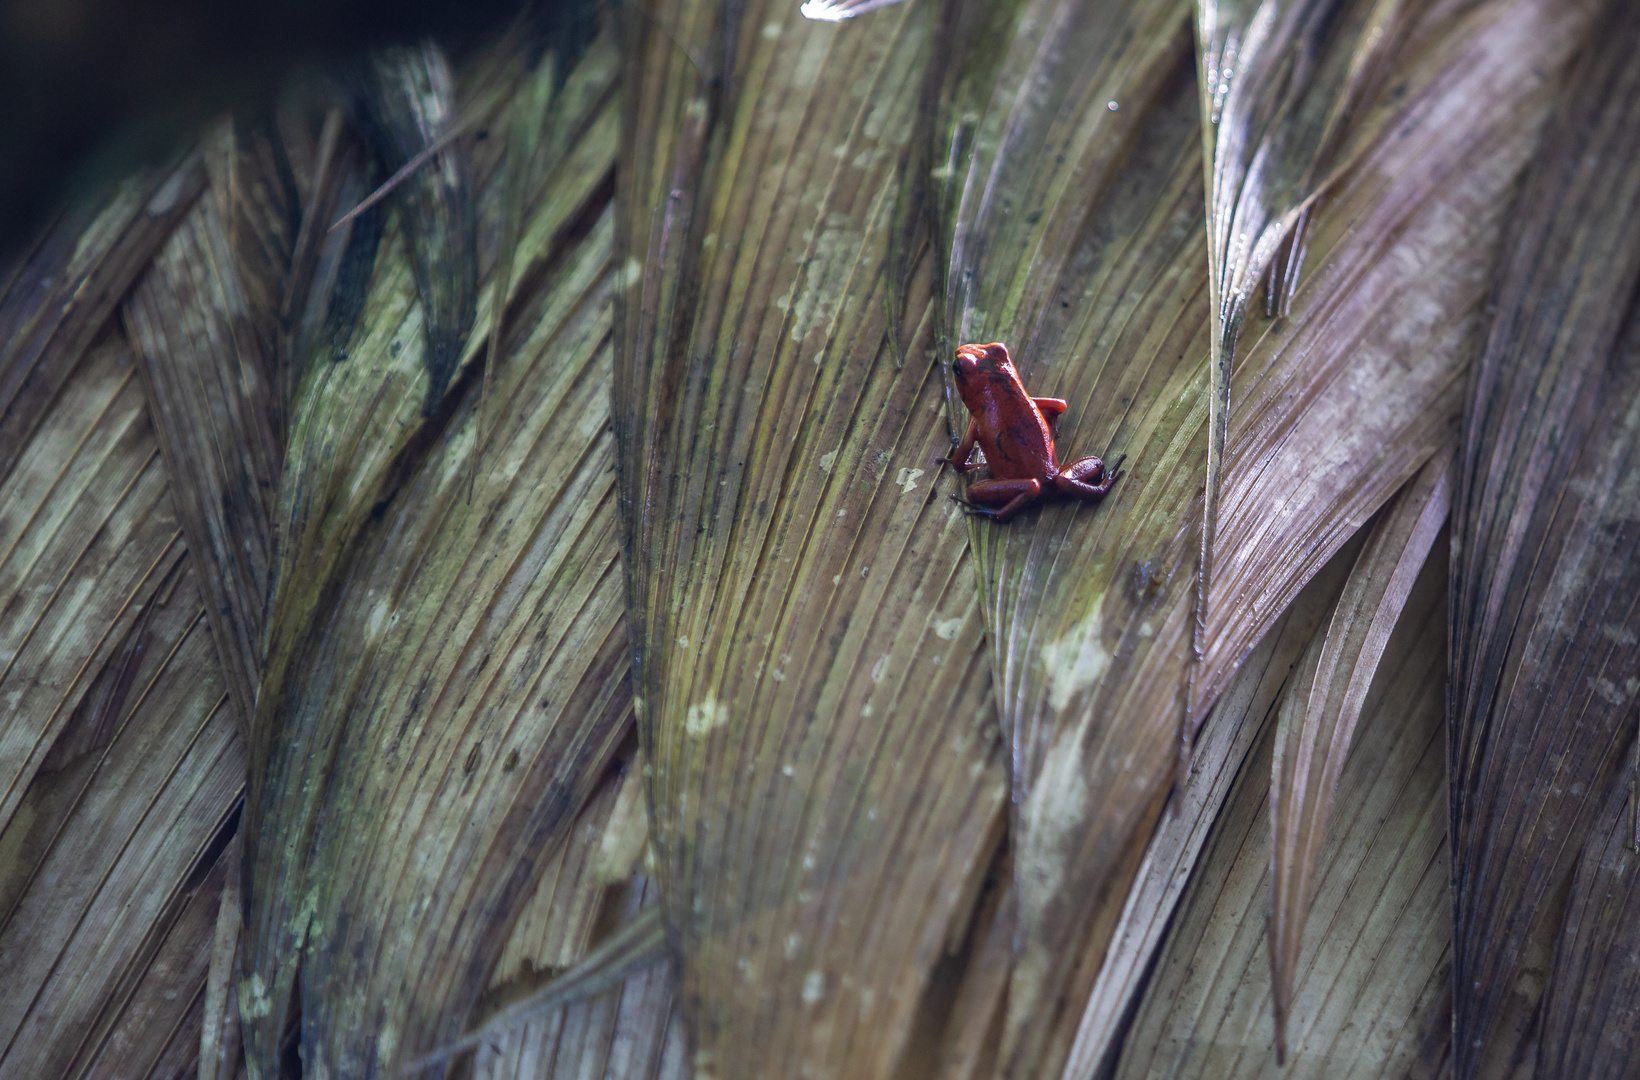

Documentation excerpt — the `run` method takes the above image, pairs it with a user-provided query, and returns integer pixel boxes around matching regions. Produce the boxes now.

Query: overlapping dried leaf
[1062,529,1361,1077]
[0,218,244,1076]
[8,0,1640,1075]
[1267,450,1449,1056]
[940,0,1579,1071]
[1116,544,1450,1077]
[1448,1,1640,1072]
[236,39,633,1078]
[1191,0,1414,675]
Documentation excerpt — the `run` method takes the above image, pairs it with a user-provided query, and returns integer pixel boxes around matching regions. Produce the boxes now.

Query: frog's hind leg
[1053,453,1126,500]
[951,477,1041,522]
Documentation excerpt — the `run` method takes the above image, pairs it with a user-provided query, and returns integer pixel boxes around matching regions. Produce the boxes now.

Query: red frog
[935,341,1124,522]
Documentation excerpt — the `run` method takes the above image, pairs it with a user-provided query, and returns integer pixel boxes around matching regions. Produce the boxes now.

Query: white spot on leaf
[685,696,729,736]
[614,257,644,292]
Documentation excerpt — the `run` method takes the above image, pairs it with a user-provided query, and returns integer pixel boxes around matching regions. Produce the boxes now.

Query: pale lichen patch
[1040,595,1111,712]
[240,973,272,1019]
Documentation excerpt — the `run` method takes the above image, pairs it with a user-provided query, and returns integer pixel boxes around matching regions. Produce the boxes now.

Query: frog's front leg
[933,418,982,473]
[1032,397,1068,423]
[951,477,1042,522]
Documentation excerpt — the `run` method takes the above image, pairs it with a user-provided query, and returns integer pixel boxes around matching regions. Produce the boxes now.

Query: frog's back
[975,381,1057,480]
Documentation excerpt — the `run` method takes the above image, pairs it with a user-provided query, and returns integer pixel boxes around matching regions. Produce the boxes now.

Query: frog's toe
[947,493,998,517]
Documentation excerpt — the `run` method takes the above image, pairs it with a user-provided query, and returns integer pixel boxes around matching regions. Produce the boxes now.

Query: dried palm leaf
[1447,1,1640,1072]
[1536,771,1640,1078]
[455,905,672,1078]
[405,757,683,1079]
[76,835,237,1080]
[941,0,1578,1069]
[123,109,352,1080]
[198,830,245,1080]
[0,547,243,1078]
[1062,528,1362,1077]
[0,159,205,485]
[615,3,1010,1077]
[0,162,206,837]
[237,40,628,1078]
[1191,0,1415,700]
[1267,448,1450,1058]
[920,867,1015,1080]
[124,133,287,727]
[1115,544,1449,1077]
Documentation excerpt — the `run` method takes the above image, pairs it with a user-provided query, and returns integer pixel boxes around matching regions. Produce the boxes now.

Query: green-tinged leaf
[472,53,557,498]
[0,557,243,1078]
[945,0,1191,353]
[1115,545,1450,1078]
[1448,1,1640,1071]
[615,4,1009,1077]
[238,43,627,1079]
[1267,449,1450,1058]
[350,43,479,414]
[1062,531,1360,1078]
[124,145,286,727]
[947,44,1202,1075]
[942,0,1584,1071]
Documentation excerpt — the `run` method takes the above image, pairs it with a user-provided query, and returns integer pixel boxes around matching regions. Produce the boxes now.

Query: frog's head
[951,342,1016,405]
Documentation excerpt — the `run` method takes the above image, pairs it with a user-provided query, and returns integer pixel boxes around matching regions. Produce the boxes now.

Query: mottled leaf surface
[239,47,629,1079]
[616,4,1008,1077]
